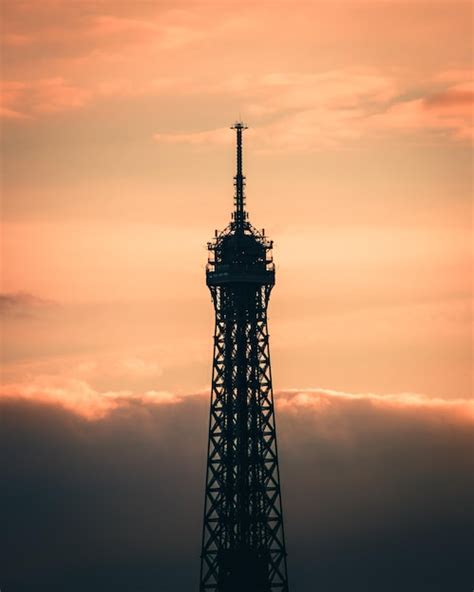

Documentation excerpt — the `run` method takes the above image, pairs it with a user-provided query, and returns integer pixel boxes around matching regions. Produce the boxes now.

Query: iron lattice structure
[199,122,289,592]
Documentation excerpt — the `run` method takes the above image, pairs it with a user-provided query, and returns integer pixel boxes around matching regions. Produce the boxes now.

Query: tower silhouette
[199,122,289,592]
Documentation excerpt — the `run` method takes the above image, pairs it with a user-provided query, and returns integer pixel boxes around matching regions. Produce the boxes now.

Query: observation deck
[206,224,275,287]
[206,121,275,288]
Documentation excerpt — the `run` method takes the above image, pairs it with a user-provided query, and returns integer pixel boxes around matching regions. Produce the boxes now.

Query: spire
[231,121,248,232]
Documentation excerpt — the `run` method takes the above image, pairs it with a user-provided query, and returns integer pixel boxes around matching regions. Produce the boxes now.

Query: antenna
[230,121,248,232]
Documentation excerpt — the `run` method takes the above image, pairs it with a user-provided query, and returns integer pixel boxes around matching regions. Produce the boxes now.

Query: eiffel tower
[199,122,289,592]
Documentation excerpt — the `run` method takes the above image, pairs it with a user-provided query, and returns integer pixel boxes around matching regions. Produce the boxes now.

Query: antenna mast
[231,121,248,232]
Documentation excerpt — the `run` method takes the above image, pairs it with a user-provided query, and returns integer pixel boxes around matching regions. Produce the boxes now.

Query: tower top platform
[206,124,274,287]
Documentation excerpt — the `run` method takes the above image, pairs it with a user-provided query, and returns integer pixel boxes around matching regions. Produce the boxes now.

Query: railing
[206,263,275,286]
[206,262,275,274]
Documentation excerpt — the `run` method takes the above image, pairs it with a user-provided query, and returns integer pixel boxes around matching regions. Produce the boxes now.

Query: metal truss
[199,121,289,592]
[199,282,289,592]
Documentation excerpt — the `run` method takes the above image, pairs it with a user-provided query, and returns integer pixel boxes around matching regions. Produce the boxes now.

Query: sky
[0,1,473,590]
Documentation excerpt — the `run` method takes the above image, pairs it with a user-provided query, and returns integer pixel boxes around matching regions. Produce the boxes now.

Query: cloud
[120,357,163,378]
[0,81,31,119]
[1,3,212,72]
[87,15,159,38]
[153,70,473,151]
[0,106,31,120]
[1,5,208,120]
[0,376,180,420]
[0,291,57,318]
[368,81,474,141]
[2,32,35,47]
[1,4,190,51]
[154,126,232,147]
[3,0,472,145]
[425,87,474,109]
[0,78,92,118]
[31,77,92,113]
[153,69,398,150]
[277,387,474,422]
[3,0,472,148]
[0,394,207,591]
[3,369,472,423]
[1,389,473,591]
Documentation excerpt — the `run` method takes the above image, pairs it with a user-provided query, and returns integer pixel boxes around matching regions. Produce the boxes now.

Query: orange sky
[1,0,472,415]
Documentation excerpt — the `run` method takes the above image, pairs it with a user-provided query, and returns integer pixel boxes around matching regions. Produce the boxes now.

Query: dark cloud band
[1,393,473,591]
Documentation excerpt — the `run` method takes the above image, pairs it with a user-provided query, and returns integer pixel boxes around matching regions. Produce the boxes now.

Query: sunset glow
[1,1,472,591]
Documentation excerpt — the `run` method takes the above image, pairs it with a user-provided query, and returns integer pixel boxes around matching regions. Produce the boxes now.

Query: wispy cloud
[367,81,474,141]
[153,70,473,150]
[1,78,92,118]
[0,376,181,420]
[154,126,231,147]
[0,291,58,318]
[3,0,472,151]
[277,388,474,422]
[2,374,472,422]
